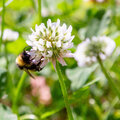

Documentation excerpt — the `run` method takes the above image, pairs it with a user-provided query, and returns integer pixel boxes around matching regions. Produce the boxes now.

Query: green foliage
[66,64,97,90]
[0,0,120,119]
[85,10,111,38]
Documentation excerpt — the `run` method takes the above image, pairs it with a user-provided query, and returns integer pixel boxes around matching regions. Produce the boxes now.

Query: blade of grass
[97,56,120,99]
[12,72,27,113]
[83,78,100,88]
[0,0,5,51]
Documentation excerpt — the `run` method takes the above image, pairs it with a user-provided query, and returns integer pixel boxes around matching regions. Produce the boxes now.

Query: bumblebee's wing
[24,69,35,79]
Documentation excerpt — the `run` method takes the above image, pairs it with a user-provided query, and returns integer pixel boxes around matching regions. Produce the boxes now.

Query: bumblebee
[16,49,43,78]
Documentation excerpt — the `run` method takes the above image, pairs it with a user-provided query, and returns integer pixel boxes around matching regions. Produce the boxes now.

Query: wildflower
[74,36,116,67]
[26,19,74,68]
[0,29,19,42]
[30,76,52,105]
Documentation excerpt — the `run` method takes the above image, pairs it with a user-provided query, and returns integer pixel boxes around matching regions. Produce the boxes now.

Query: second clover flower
[26,19,74,68]
[74,36,116,67]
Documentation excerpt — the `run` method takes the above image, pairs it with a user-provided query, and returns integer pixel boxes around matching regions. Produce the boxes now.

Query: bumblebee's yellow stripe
[16,55,25,66]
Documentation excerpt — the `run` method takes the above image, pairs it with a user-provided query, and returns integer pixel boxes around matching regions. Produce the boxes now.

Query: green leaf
[85,18,100,38]
[85,10,111,38]
[0,104,17,120]
[66,64,98,91]
[97,10,111,35]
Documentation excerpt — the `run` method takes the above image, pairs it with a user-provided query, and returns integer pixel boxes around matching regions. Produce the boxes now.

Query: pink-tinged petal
[57,57,67,66]
[52,59,56,70]
[40,60,48,68]
[61,51,74,58]
[63,52,74,58]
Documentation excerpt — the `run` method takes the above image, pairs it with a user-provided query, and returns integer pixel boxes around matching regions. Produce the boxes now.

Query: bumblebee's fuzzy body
[16,51,43,78]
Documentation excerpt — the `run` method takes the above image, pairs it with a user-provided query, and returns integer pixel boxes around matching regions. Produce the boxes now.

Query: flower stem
[12,72,27,113]
[97,56,120,99]
[0,0,5,51]
[56,61,74,120]
[1,0,8,72]
[38,0,42,24]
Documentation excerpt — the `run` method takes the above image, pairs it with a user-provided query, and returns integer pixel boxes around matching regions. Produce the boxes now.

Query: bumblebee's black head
[21,51,31,63]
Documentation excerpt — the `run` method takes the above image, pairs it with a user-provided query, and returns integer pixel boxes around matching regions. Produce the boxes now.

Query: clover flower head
[74,36,116,67]
[26,19,74,68]
[0,29,19,42]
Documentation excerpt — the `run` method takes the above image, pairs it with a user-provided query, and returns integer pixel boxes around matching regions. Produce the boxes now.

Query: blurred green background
[0,0,120,120]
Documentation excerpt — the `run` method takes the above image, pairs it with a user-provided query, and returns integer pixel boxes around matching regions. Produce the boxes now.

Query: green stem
[0,0,5,52]
[4,43,9,70]
[1,0,8,77]
[56,61,74,120]
[38,0,42,24]
[12,72,27,113]
[97,56,120,99]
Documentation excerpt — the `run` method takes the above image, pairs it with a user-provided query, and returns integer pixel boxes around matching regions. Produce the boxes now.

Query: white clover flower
[74,36,116,67]
[26,19,74,68]
[0,29,19,42]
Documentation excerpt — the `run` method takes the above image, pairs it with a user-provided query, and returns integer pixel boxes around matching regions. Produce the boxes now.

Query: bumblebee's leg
[24,68,35,79]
